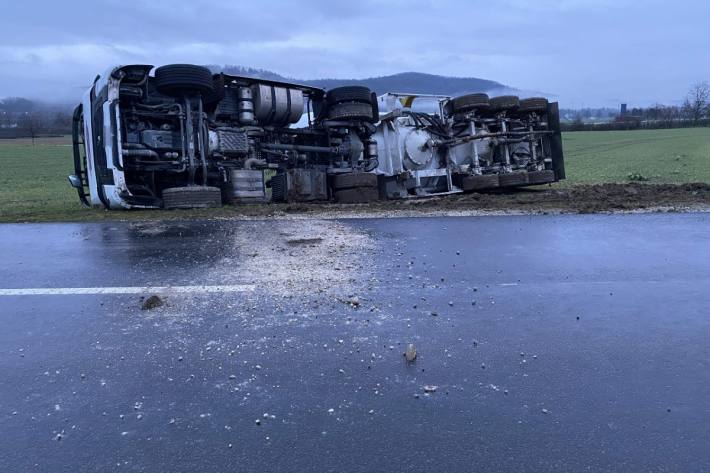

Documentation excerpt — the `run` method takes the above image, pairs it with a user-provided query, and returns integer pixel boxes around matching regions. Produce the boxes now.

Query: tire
[460,174,500,192]
[527,170,556,185]
[450,93,490,114]
[489,95,520,112]
[162,186,222,209]
[326,86,374,105]
[203,74,226,105]
[328,102,376,121]
[519,97,549,114]
[498,172,529,187]
[334,187,379,203]
[155,64,214,97]
[333,173,378,190]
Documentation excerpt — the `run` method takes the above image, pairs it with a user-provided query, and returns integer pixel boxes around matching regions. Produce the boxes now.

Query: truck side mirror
[68,174,83,189]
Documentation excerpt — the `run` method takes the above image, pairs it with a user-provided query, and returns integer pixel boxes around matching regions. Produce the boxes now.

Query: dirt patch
[215,183,710,218]
[403,182,710,214]
[17,183,707,224]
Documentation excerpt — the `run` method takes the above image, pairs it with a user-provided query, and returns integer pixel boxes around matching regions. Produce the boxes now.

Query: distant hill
[302,72,504,96]
[0,67,518,119]
[215,66,507,96]
[0,97,37,113]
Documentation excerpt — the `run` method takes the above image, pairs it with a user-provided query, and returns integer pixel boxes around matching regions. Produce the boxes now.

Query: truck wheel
[489,95,520,112]
[333,173,378,190]
[519,97,549,114]
[203,74,226,105]
[334,187,379,203]
[155,64,214,97]
[450,93,490,114]
[328,102,376,121]
[162,186,222,209]
[326,86,374,105]
[460,174,500,192]
[527,170,556,185]
[498,172,529,187]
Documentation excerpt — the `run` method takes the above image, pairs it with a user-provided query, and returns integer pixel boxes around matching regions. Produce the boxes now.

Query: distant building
[615,103,640,124]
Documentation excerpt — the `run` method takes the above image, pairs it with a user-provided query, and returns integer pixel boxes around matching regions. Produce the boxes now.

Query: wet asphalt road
[1,213,709,473]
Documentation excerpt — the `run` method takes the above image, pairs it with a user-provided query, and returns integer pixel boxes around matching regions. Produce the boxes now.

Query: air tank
[250,84,304,125]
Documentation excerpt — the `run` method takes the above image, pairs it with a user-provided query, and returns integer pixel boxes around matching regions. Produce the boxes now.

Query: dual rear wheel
[448,93,549,116]
[325,86,379,122]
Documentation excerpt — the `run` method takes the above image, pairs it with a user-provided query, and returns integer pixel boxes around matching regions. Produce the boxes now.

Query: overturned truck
[69,64,564,208]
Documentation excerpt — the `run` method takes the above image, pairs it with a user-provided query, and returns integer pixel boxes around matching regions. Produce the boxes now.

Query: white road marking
[0,285,255,296]
[499,283,519,287]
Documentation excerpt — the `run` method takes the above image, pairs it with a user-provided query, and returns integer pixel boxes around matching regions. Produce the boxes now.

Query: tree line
[2,82,710,139]
[0,98,73,141]
[561,82,710,131]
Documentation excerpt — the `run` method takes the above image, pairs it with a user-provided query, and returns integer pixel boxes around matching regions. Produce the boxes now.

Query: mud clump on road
[286,237,324,246]
[141,295,164,310]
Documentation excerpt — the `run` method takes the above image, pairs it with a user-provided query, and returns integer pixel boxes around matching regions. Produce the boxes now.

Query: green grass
[562,128,710,185]
[0,137,92,222]
[0,128,709,222]
[0,137,238,222]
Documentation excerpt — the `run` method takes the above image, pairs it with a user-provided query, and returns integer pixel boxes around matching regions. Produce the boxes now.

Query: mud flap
[547,101,565,181]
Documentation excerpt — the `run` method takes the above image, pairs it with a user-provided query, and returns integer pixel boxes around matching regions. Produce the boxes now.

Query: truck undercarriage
[69,64,564,208]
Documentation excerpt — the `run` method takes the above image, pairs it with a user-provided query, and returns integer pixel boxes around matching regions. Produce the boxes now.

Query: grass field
[562,128,710,185]
[0,128,709,222]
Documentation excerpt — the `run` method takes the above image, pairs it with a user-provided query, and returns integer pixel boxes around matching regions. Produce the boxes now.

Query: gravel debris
[405,344,417,362]
[346,296,361,308]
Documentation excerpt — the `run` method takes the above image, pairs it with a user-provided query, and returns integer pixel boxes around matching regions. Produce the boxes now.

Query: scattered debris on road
[343,296,361,308]
[141,295,164,310]
[405,344,417,362]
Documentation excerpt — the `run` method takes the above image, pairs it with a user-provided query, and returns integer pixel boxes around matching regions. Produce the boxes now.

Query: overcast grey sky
[1,0,708,107]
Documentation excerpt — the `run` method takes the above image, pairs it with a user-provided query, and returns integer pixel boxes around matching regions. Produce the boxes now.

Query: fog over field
[0,0,708,106]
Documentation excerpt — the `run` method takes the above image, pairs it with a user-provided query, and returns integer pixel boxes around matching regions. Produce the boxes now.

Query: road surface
[1,213,709,472]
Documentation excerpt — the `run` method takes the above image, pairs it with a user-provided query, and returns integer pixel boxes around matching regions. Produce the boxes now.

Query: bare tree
[51,110,72,133]
[682,82,710,125]
[18,111,44,144]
